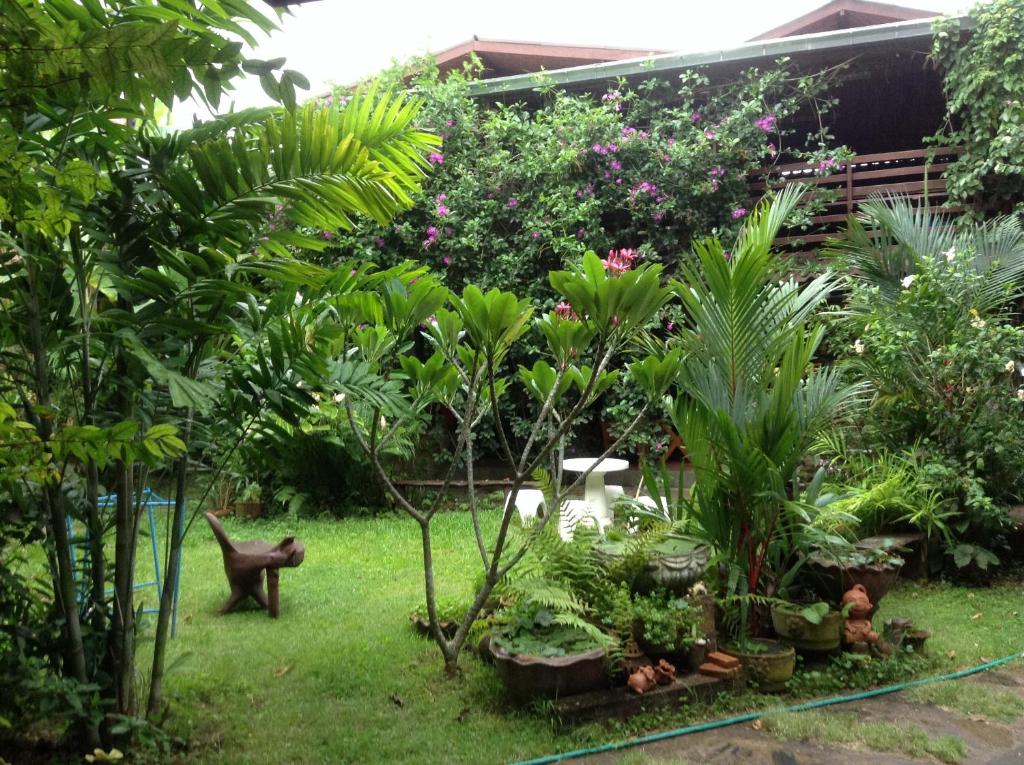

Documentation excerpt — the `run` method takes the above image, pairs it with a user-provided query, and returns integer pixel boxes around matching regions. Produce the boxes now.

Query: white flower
[944,246,957,263]
[965,386,974,394]
[853,339,865,355]
[901,274,917,289]
[1018,388,1024,402]
[333,392,345,403]
[1006,360,1017,373]
[971,316,987,329]
[311,392,321,402]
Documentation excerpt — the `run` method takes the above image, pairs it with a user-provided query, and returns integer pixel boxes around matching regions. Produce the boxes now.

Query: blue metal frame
[66,488,186,637]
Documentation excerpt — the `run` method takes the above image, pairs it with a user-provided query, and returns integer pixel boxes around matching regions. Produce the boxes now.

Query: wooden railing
[748,147,964,247]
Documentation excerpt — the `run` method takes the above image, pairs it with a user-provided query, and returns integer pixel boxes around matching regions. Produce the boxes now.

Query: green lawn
[148,510,1024,765]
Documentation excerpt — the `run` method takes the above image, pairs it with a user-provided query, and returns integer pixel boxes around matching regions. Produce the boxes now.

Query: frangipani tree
[323,251,676,673]
[668,185,865,636]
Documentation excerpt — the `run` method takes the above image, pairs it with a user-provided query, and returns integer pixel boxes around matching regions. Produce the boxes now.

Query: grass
[908,679,1024,722]
[111,511,1024,763]
[762,710,967,763]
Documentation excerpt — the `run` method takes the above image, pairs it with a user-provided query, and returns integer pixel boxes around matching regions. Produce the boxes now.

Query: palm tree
[669,184,864,634]
[825,194,1024,311]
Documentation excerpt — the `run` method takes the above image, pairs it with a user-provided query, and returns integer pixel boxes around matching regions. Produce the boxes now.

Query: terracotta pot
[233,500,264,519]
[488,641,609,703]
[805,554,903,612]
[770,604,842,652]
[724,639,795,692]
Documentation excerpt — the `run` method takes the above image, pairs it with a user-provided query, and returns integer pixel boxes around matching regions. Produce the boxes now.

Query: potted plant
[620,460,711,595]
[665,187,864,691]
[233,481,264,519]
[631,590,703,664]
[409,597,465,640]
[805,546,904,610]
[769,600,843,653]
[487,606,612,703]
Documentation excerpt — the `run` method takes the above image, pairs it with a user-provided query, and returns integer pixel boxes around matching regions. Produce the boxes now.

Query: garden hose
[510,650,1024,765]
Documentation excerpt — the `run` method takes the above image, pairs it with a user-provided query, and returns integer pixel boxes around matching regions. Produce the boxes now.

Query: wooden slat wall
[749,147,963,247]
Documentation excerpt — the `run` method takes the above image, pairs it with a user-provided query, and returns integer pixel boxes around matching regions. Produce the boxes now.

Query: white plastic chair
[506,488,547,523]
[558,499,608,540]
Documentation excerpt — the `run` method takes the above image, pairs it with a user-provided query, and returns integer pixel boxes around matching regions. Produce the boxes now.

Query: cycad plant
[669,184,864,636]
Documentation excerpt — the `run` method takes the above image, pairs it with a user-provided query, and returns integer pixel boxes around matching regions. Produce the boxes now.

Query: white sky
[172,0,967,126]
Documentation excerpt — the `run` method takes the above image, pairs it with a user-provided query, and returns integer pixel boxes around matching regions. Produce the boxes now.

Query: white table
[561,457,630,526]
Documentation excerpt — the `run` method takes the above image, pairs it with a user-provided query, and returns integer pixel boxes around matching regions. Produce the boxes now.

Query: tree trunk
[146,448,189,719]
[25,272,100,747]
[110,461,137,717]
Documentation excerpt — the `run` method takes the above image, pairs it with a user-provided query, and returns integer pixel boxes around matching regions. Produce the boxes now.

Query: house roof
[467,15,964,99]
[432,37,666,79]
[748,0,939,41]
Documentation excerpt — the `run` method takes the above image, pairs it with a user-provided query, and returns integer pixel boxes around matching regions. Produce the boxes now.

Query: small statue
[841,584,879,648]
[627,665,658,694]
[653,659,676,685]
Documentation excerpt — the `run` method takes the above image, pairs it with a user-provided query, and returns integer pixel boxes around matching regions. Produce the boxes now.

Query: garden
[3,0,1024,763]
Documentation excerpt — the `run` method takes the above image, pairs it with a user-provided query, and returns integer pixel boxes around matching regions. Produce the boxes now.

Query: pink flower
[436,204,449,217]
[442,255,451,266]
[446,119,454,127]
[427,153,445,165]
[531,230,540,239]
[653,210,666,222]
[690,111,701,123]
[321,230,334,240]
[602,248,639,275]
[723,251,732,261]
[665,320,675,331]
[704,128,716,140]
[434,192,447,203]
[374,237,386,247]
[506,197,518,208]
[755,114,776,132]
[610,159,623,171]
[554,301,578,320]
[732,208,747,219]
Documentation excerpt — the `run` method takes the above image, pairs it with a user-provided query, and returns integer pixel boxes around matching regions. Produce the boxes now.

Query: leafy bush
[325,56,846,455]
[828,198,1024,561]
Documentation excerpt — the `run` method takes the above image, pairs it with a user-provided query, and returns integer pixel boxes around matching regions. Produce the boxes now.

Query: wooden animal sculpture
[205,513,305,618]
[841,583,879,647]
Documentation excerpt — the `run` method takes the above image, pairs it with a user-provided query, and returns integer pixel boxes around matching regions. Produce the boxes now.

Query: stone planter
[488,640,609,704]
[724,639,796,692]
[232,500,264,519]
[770,604,842,652]
[640,538,711,595]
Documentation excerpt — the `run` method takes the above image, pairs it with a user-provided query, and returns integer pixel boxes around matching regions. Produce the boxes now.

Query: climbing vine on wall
[933,0,1024,214]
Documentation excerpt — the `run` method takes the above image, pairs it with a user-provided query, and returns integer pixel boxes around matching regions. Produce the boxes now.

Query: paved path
[582,666,1024,765]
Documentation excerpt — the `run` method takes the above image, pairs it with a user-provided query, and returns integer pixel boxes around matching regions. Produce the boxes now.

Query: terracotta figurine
[627,665,658,694]
[841,583,879,647]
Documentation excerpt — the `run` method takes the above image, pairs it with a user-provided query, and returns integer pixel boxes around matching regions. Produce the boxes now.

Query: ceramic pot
[488,640,609,703]
[805,553,903,612]
[724,639,796,692]
[770,604,842,652]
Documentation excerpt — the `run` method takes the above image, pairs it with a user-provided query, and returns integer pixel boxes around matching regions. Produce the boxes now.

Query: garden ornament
[653,659,676,685]
[841,584,879,647]
[627,664,658,694]
[205,513,305,618]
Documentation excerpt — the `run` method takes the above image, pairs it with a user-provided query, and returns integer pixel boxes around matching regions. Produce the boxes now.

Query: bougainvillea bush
[321,56,845,455]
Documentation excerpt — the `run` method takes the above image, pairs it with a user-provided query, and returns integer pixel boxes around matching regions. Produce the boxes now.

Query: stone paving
[584,666,1024,765]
